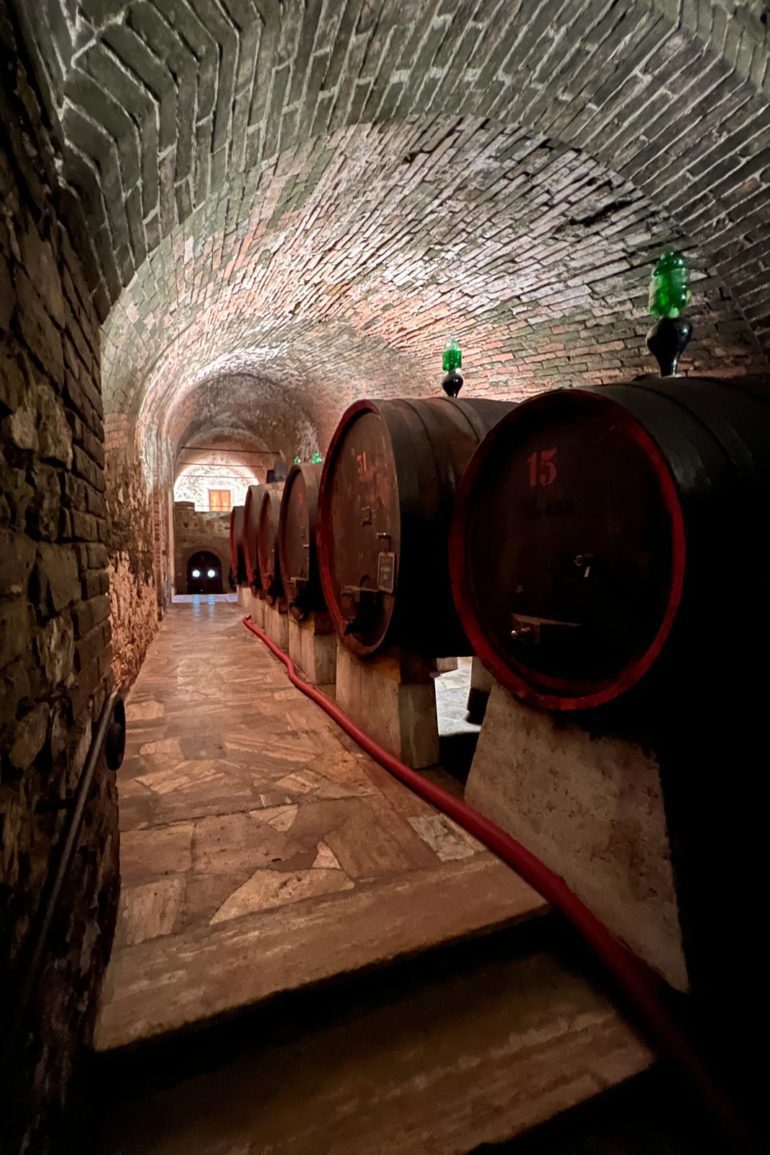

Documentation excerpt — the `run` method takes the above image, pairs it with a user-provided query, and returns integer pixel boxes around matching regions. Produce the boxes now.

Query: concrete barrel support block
[250,593,266,630]
[263,601,289,651]
[288,613,336,688]
[335,644,439,769]
[239,587,266,629]
[466,682,688,991]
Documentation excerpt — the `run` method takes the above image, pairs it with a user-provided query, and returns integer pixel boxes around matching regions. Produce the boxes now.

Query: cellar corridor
[94,598,658,1153]
[4,0,770,1150]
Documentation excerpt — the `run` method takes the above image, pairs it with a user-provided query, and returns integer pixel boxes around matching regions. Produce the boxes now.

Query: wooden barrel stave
[257,484,284,604]
[318,396,515,657]
[278,463,324,621]
[228,505,246,586]
[242,484,262,589]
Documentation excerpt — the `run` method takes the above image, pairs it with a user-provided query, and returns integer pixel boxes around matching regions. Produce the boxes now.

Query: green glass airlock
[646,251,693,376]
[442,339,462,373]
[441,338,464,397]
[649,251,691,319]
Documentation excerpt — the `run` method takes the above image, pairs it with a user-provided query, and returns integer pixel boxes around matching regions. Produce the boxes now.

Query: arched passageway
[185,549,224,594]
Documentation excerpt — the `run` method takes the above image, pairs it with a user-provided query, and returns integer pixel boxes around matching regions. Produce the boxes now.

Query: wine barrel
[450,377,770,711]
[242,483,262,589]
[256,483,285,604]
[318,396,515,657]
[228,504,246,586]
[278,463,325,621]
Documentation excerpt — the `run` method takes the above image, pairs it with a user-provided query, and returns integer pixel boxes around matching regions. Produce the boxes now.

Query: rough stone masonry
[0,3,118,1151]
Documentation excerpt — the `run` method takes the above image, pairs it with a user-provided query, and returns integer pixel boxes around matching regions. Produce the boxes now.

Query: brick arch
[111,115,763,444]
[159,368,325,462]
[177,543,228,594]
[14,0,770,354]
[180,544,227,573]
[174,445,265,485]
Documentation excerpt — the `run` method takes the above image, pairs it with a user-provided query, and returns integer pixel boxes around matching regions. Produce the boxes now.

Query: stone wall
[173,502,231,594]
[104,416,159,689]
[0,3,118,1149]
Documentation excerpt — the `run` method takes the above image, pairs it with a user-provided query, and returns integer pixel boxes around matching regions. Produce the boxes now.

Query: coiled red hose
[243,614,758,1152]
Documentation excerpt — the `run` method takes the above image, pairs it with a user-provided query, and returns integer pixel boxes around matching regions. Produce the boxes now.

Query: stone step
[95,853,547,1053]
[95,921,653,1155]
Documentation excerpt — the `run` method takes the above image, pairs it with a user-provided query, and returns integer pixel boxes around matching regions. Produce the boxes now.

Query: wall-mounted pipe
[242,614,760,1154]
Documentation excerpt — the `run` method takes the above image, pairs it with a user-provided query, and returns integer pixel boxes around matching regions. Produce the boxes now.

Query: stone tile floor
[435,656,481,737]
[97,601,544,1050]
[171,593,238,604]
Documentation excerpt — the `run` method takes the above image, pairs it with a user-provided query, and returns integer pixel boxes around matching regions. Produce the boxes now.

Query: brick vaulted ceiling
[15,0,770,461]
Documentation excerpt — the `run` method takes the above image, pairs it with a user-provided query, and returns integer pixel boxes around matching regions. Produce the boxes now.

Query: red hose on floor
[242,614,757,1152]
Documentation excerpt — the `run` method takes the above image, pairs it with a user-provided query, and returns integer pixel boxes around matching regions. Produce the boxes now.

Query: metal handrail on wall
[2,690,126,1072]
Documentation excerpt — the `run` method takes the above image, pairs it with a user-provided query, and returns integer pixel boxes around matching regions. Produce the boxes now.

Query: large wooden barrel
[256,483,284,604]
[450,377,770,711]
[228,504,246,586]
[317,396,515,657]
[278,463,325,621]
[242,483,262,589]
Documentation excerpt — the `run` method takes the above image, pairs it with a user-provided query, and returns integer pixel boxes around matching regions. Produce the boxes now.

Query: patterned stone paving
[97,600,544,1050]
[435,657,481,738]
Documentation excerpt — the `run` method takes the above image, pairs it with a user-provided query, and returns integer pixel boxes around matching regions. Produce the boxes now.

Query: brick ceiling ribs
[14,0,770,463]
[168,370,322,458]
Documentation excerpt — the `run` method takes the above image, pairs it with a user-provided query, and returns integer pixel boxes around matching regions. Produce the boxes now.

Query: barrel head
[452,390,685,709]
[319,406,401,655]
[279,463,324,620]
[229,504,246,586]
[257,484,285,602]
[243,484,262,588]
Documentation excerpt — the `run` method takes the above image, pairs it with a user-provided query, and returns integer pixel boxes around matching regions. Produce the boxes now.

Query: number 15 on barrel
[528,448,558,488]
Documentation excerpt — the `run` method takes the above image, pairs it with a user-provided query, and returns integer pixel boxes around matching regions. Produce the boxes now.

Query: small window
[208,489,232,512]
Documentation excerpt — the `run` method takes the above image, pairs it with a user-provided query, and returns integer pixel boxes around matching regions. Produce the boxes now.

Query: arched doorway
[187,550,223,594]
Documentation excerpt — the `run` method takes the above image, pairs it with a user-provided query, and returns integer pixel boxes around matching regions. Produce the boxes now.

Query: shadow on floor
[439,729,480,785]
[473,1067,720,1155]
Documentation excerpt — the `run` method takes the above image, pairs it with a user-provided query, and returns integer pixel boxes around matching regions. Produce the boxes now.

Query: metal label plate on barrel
[377,551,396,594]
